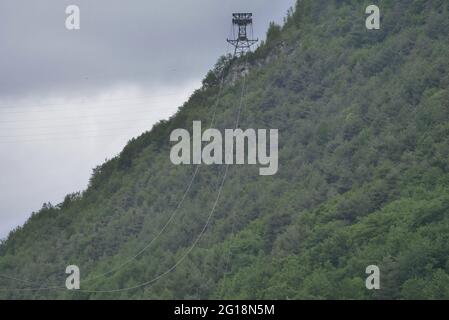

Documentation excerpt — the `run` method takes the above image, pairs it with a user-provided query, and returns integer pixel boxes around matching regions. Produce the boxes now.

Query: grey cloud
[0,0,295,98]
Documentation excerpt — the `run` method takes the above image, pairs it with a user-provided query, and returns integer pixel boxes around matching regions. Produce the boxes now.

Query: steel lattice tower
[227,13,258,56]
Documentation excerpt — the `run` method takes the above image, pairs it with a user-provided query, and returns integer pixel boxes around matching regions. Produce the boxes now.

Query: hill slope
[1,0,449,299]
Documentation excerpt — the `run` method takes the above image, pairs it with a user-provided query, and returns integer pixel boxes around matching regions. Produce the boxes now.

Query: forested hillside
[1,0,449,299]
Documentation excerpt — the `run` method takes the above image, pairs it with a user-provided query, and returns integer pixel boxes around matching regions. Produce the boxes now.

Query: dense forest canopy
[1,0,449,299]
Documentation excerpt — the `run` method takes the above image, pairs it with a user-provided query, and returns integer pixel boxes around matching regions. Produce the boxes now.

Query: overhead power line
[0,92,182,110]
[0,108,175,124]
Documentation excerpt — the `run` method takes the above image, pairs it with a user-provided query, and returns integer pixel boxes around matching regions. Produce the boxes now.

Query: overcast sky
[0,0,295,239]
